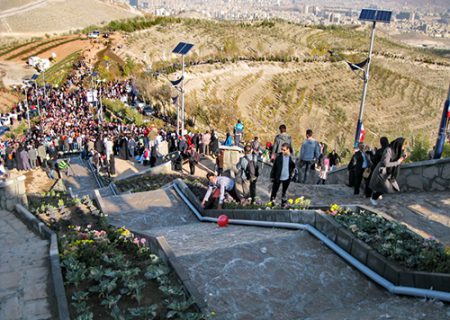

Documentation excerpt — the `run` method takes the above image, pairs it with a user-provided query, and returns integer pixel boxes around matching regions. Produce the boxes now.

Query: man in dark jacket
[348,143,371,196]
[270,143,295,206]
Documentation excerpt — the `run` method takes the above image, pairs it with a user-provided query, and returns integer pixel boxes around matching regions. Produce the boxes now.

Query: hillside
[0,0,140,34]
[114,18,449,154]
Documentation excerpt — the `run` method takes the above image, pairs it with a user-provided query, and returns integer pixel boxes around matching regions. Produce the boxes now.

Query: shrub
[408,133,431,162]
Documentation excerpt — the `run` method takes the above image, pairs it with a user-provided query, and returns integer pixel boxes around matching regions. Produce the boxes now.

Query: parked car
[0,117,10,126]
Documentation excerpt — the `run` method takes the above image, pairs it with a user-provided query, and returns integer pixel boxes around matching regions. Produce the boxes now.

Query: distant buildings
[116,0,450,42]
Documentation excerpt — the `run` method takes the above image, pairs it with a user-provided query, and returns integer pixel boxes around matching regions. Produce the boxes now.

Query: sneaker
[370,198,378,206]
[378,195,383,200]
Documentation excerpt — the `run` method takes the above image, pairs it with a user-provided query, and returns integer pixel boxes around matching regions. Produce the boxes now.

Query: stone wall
[327,158,450,192]
[0,176,28,210]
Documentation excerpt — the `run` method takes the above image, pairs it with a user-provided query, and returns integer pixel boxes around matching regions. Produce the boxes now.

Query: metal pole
[176,95,180,136]
[34,80,40,115]
[181,54,185,136]
[24,87,30,130]
[433,83,450,159]
[42,71,46,98]
[354,21,376,148]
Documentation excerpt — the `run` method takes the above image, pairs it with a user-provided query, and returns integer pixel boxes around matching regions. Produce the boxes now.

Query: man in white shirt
[201,173,241,209]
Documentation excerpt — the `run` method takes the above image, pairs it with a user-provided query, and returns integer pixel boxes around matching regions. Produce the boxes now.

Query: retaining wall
[327,158,450,192]
[0,176,28,210]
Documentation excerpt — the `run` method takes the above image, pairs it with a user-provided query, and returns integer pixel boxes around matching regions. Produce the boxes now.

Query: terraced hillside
[120,18,449,153]
[0,0,139,34]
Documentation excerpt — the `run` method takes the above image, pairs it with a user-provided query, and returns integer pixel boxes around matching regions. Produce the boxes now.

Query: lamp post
[172,42,194,136]
[433,83,450,159]
[353,9,392,148]
[31,74,40,115]
[22,85,31,131]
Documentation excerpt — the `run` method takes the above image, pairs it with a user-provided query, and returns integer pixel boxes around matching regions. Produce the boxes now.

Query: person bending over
[201,172,241,210]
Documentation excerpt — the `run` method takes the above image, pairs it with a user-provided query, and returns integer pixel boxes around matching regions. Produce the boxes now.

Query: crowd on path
[202,122,408,209]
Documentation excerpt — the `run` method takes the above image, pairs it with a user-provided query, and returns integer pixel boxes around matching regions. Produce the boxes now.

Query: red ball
[217,214,229,227]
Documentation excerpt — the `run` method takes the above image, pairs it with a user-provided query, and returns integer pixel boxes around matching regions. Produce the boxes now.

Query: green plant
[408,133,431,162]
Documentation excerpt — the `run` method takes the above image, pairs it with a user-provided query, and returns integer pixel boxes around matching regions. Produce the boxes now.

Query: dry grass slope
[121,19,448,153]
[0,0,139,34]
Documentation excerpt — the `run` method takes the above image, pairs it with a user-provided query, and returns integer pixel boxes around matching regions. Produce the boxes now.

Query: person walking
[201,173,241,209]
[28,145,38,169]
[271,124,292,161]
[366,137,389,198]
[328,149,341,171]
[233,120,244,146]
[236,145,259,203]
[202,131,211,155]
[186,144,199,175]
[348,143,371,195]
[298,129,320,183]
[369,138,407,206]
[20,147,31,171]
[37,143,47,168]
[270,143,295,206]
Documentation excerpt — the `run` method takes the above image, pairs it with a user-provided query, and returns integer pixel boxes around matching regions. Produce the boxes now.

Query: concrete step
[101,188,197,232]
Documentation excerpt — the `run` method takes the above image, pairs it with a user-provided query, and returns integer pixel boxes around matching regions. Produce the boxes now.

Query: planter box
[335,227,354,253]
[350,238,372,264]
[314,211,341,242]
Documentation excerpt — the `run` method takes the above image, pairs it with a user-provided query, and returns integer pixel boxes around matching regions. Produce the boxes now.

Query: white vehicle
[27,56,50,71]
[88,31,100,39]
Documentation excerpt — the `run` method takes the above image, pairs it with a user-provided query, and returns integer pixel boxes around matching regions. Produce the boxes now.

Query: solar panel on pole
[31,74,39,80]
[172,42,186,54]
[375,10,392,23]
[359,8,392,23]
[179,43,194,55]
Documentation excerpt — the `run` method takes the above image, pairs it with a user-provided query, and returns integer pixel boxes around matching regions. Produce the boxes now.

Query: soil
[9,167,54,194]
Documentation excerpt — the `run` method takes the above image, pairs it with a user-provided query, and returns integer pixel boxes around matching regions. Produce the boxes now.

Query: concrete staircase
[96,187,449,319]
[0,210,53,320]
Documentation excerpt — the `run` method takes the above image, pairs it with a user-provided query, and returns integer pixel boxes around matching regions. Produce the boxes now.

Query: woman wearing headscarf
[369,137,407,205]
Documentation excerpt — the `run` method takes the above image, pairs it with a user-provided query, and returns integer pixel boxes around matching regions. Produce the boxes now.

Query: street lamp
[172,42,194,136]
[353,8,392,148]
[31,74,41,115]
[21,84,31,131]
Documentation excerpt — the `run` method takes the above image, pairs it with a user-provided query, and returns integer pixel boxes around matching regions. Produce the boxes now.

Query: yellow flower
[294,197,303,204]
[288,199,294,204]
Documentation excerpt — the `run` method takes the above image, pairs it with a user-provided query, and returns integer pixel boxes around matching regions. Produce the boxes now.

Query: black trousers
[354,170,363,195]
[270,179,291,203]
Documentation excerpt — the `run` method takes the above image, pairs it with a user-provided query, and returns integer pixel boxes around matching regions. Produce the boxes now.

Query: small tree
[409,133,431,162]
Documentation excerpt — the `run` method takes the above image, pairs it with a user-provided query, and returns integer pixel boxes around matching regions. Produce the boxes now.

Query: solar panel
[375,10,392,23]
[179,43,194,55]
[172,42,186,54]
[172,42,194,55]
[31,74,39,80]
[359,9,376,21]
[359,8,392,23]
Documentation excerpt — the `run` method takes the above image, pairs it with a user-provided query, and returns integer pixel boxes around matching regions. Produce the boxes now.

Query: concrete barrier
[327,158,450,192]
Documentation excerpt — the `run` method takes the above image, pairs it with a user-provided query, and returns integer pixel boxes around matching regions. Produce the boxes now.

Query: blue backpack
[235,123,244,133]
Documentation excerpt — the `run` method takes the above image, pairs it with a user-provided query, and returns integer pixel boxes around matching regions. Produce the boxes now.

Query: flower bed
[326,205,450,274]
[60,225,203,320]
[183,179,312,210]
[115,174,207,194]
[28,190,205,319]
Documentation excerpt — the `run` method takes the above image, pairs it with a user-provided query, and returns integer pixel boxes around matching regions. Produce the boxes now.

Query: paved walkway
[0,210,53,320]
[98,188,450,320]
[62,156,99,198]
